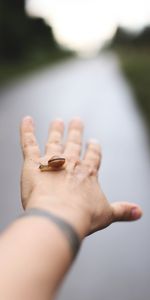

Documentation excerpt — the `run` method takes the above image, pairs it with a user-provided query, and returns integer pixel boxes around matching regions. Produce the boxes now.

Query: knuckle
[23,134,36,149]
[83,158,100,170]
[49,130,62,141]
[69,128,81,136]
[85,155,100,166]
[65,142,81,153]
[83,164,95,175]
[67,131,82,143]
[89,145,102,155]
[47,139,60,145]
[68,137,82,145]
[45,142,63,152]
[67,154,79,162]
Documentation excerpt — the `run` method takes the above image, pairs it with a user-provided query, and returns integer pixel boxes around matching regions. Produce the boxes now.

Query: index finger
[20,116,40,160]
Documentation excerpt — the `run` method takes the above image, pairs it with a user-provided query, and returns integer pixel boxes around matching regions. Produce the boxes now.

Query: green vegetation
[117,49,150,132]
[109,26,150,133]
[0,0,73,86]
[0,50,72,86]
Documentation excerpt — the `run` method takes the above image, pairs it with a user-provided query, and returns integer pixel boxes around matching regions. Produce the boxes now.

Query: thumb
[111,202,143,222]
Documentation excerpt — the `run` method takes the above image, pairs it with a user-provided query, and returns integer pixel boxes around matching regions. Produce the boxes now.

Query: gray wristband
[19,208,81,258]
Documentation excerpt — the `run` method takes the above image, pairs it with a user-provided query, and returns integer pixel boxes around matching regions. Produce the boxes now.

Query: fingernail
[131,207,142,219]
[71,117,84,125]
[23,116,33,124]
[70,118,84,129]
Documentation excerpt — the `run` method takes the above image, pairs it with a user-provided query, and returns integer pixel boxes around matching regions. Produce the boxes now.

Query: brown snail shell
[48,157,66,169]
[39,156,66,171]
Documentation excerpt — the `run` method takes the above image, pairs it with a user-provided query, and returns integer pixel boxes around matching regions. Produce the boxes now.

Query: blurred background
[0,0,150,299]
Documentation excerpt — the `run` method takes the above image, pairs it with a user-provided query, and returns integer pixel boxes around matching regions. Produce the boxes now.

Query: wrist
[25,194,91,239]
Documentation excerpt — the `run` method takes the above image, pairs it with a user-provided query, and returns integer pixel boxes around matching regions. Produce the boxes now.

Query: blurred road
[0,53,150,300]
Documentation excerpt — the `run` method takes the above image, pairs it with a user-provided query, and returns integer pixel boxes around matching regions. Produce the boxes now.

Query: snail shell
[48,156,66,169]
[39,156,66,171]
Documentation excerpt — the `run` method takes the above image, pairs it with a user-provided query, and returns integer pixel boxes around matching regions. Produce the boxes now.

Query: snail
[39,156,66,172]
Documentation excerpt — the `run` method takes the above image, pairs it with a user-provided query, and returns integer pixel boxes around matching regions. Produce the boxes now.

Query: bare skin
[20,116,142,236]
[0,116,142,300]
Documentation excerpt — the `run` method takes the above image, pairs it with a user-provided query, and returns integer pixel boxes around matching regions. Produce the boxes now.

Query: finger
[20,116,40,160]
[64,118,84,159]
[45,119,64,156]
[111,202,143,222]
[83,139,102,171]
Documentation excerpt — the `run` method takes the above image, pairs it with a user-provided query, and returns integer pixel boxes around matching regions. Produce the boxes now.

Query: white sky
[26,0,150,54]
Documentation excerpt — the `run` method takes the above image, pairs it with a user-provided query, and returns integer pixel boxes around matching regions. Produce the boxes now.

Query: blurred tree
[111,25,150,48]
[0,0,60,62]
[109,25,150,137]
[134,26,150,47]
[111,27,135,46]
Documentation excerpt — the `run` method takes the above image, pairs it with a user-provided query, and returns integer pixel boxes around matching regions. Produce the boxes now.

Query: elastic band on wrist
[19,208,81,258]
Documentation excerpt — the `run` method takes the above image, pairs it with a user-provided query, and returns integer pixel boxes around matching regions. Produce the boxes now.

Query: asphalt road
[0,53,150,300]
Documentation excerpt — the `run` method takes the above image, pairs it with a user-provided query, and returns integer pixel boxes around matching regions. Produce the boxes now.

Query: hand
[20,116,142,238]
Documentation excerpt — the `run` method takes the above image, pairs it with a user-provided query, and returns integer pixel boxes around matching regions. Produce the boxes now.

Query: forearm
[0,203,89,300]
[4,115,141,300]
